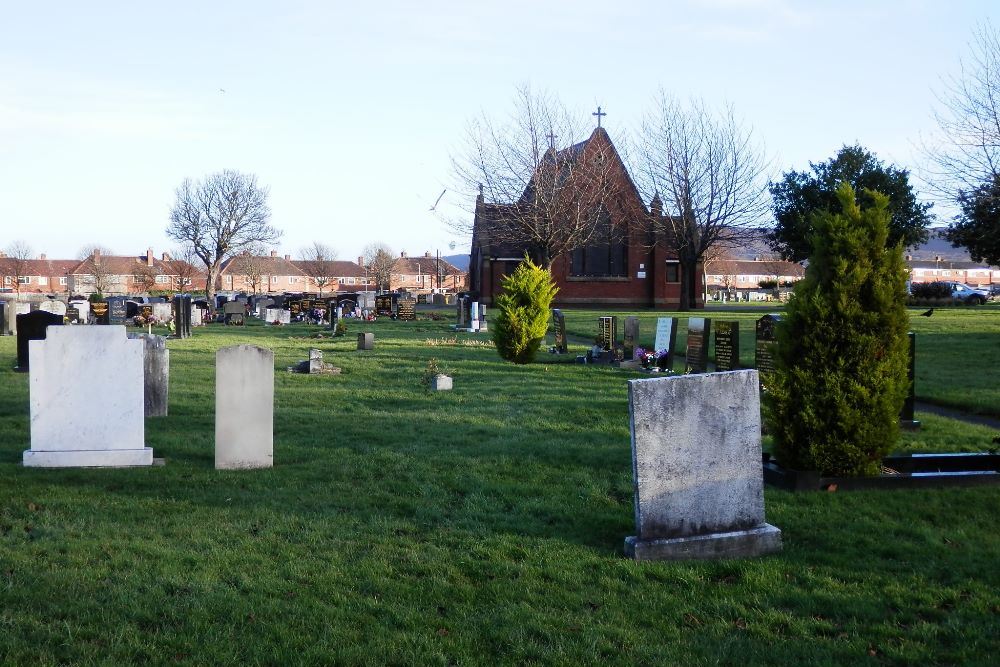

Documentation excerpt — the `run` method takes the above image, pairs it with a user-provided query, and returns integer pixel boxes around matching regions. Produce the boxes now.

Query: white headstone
[39,300,67,316]
[653,317,676,354]
[23,326,153,467]
[190,307,203,326]
[215,344,274,469]
[152,302,173,321]
[625,370,781,560]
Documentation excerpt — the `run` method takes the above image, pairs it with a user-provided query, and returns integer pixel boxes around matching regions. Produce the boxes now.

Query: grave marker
[127,333,170,417]
[91,301,111,325]
[15,310,63,372]
[684,317,711,374]
[598,316,618,352]
[552,309,567,354]
[623,316,639,360]
[900,332,920,430]
[755,314,782,378]
[397,298,416,321]
[714,321,740,372]
[357,332,374,350]
[23,326,152,467]
[625,371,782,560]
[215,345,274,469]
[653,317,678,368]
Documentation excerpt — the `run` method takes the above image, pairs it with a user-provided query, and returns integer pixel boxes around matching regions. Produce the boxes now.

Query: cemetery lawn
[561,305,1000,417]
[1,317,998,666]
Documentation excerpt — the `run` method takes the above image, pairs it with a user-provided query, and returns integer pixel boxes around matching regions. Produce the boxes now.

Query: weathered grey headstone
[215,345,274,469]
[623,316,639,360]
[151,302,172,322]
[190,306,204,327]
[357,332,374,350]
[552,309,567,354]
[625,371,781,560]
[685,317,711,373]
[431,374,453,391]
[309,348,323,374]
[714,321,740,372]
[127,333,169,417]
[0,301,8,335]
[23,326,153,467]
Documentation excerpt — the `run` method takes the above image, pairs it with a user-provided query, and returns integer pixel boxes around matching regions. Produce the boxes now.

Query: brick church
[469,124,703,308]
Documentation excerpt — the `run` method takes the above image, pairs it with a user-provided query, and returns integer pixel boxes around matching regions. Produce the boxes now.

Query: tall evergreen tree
[767,145,932,262]
[947,172,1000,266]
[765,183,910,476]
[491,256,558,364]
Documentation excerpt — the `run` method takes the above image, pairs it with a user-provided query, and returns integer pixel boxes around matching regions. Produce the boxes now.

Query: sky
[1,0,997,262]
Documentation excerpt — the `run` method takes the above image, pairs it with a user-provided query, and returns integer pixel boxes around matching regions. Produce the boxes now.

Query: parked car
[942,281,990,305]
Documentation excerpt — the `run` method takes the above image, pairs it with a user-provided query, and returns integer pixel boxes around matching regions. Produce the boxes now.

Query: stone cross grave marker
[598,316,617,352]
[23,326,153,467]
[551,309,567,354]
[215,344,274,469]
[684,317,711,374]
[714,321,740,372]
[16,310,63,372]
[127,333,169,417]
[623,316,639,360]
[625,370,782,560]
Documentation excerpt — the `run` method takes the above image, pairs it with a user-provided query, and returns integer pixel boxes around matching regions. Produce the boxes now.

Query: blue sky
[1,0,996,261]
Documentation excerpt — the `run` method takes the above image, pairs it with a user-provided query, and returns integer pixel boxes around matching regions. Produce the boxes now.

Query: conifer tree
[491,256,558,364]
[765,183,910,476]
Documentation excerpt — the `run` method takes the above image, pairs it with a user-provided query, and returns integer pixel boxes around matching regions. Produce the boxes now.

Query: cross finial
[546,130,557,149]
[478,182,483,196]
[592,105,606,128]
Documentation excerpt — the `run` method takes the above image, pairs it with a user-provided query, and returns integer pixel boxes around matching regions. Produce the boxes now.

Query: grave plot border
[762,452,1000,491]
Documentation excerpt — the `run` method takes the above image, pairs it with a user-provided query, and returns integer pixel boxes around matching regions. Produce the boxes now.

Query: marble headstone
[215,344,274,469]
[23,326,153,467]
[127,333,170,417]
[653,317,678,363]
[625,371,781,560]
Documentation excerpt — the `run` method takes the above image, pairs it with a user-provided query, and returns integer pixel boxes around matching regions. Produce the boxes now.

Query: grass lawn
[1,316,998,665]
[558,305,1000,417]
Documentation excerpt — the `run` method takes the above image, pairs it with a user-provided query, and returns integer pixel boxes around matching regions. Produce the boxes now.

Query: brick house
[390,252,466,294]
[291,258,376,294]
[705,258,805,291]
[0,254,78,295]
[67,248,202,296]
[218,251,309,294]
[470,126,703,308]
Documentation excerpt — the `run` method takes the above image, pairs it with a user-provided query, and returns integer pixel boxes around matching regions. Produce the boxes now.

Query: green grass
[557,305,1000,417]
[1,317,999,665]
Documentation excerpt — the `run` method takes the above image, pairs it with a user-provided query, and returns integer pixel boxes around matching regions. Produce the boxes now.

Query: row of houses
[0,248,466,297]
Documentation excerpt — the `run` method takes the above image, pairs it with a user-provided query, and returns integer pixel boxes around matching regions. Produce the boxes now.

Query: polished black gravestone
[714,320,740,372]
[397,298,416,321]
[15,310,63,372]
[755,314,782,377]
[684,317,711,373]
[900,332,920,430]
[106,297,128,324]
[172,295,192,338]
[598,316,617,352]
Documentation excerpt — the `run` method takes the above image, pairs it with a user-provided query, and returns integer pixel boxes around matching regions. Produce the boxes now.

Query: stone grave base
[23,447,154,468]
[624,524,782,561]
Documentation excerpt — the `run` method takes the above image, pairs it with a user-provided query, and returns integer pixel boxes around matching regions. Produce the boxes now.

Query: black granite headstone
[106,297,127,324]
[598,316,617,352]
[397,298,416,321]
[900,332,920,430]
[91,301,111,325]
[552,309,567,354]
[0,301,6,335]
[755,314,782,376]
[714,320,740,372]
[66,306,80,324]
[684,317,711,373]
[172,295,192,338]
[15,310,63,372]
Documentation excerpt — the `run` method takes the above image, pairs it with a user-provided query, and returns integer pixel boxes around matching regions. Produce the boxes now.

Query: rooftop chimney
[39,253,47,260]
[93,248,101,262]
[146,247,154,266]
[424,251,432,258]
[358,256,364,266]
[162,252,171,261]
[400,250,407,258]
[270,250,278,257]
[284,254,291,261]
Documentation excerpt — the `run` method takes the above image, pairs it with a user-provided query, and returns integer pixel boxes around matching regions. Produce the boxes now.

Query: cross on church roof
[546,130,558,149]
[592,105,606,128]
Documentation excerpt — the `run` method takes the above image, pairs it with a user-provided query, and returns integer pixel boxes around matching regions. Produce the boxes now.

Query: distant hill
[443,254,469,271]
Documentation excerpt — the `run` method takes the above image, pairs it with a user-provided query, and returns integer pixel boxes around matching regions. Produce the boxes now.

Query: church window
[665,261,680,283]
[569,209,627,277]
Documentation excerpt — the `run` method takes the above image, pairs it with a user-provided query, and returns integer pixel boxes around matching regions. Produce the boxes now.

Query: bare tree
[452,84,629,268]
[363,243,395,292]
[166,246,200,292]
[231,245,268,295]
[1,241,34,298]
[926,22,1000,201]
[132,263,157,293]
[298,242,338,297]
[77,244,120,296]
[639,94,770,310]
[166,170,281,303]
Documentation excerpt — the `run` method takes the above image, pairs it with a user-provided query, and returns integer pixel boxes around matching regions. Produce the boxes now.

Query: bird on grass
[919,308,934,317]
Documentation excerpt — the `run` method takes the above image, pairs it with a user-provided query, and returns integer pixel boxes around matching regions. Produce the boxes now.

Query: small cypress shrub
[491,256,558,364]
[765,183,910,476]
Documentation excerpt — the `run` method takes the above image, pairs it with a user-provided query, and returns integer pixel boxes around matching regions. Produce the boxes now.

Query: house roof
[0,257,78,276]
[908,259,996,270]
[392,255,463,276]
[707,259,805,277]
[291,259,367,278]
[219,255,306,276]
[69,254,182,276]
